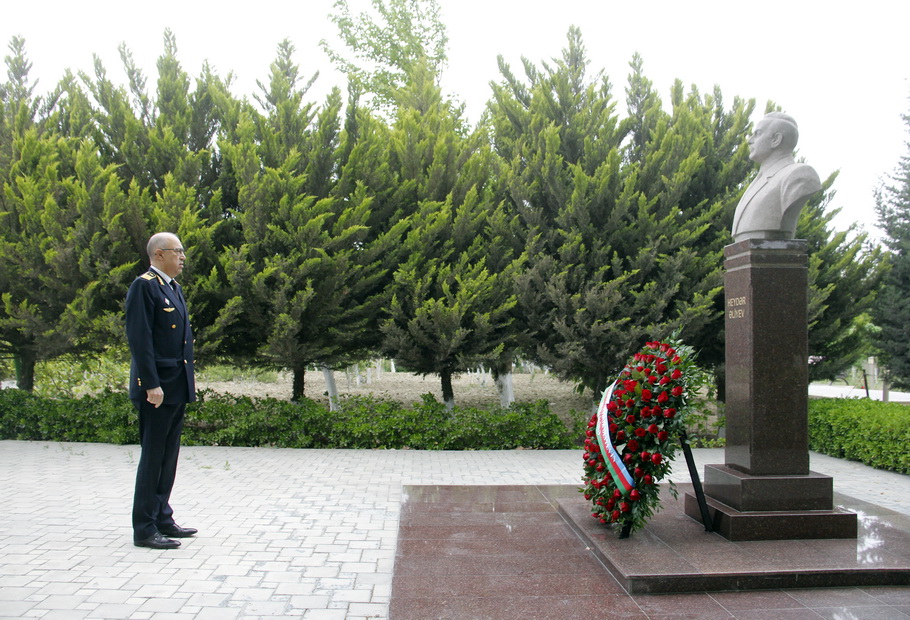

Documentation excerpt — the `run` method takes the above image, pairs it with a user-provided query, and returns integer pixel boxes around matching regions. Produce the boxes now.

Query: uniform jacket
[125,269,196,404]
[731,155,821,242]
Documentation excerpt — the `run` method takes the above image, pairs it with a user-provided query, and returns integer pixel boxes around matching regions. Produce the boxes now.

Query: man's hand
[146,387,164,408]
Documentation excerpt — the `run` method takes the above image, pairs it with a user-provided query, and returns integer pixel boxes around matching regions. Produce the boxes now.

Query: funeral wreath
[581,340,708,537]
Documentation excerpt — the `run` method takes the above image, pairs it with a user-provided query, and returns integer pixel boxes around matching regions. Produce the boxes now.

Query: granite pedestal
[684,239,857,540]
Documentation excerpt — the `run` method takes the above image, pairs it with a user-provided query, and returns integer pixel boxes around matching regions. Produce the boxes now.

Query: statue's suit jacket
[125,270,195,405]
[732,155,821,242]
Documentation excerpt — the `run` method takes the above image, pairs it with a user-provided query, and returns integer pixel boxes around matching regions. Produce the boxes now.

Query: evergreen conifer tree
[489,31,752,401]
[874,108,910,389]
[380,60,520,409]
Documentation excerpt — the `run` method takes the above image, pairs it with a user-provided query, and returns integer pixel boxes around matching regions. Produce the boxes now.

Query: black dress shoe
[158,524,198,538]
[134,533,181,549]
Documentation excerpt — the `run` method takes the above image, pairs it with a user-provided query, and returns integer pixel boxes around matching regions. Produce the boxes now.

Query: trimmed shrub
[0,389,577,450]
[808,397,910,474]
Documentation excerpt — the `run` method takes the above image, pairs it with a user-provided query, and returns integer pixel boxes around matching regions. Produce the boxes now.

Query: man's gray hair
[146,232,177,259]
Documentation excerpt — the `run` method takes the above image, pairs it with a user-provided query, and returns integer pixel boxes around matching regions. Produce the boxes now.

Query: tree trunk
[492,360,515,408]
[14,351,36,392]
[322,365,339,411]
[291,365,306,402]
[440,369,455,411]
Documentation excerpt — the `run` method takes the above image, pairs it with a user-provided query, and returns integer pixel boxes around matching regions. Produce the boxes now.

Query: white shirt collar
[149,265,174,285]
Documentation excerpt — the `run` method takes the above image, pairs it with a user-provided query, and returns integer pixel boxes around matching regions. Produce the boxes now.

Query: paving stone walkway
[0,441,908,619]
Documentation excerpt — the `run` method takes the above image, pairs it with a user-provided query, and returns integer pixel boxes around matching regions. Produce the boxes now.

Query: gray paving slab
[0,440,908,619]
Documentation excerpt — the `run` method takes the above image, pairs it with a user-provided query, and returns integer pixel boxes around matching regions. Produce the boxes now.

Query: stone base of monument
[681,463,857,541]
[557,484,909,595]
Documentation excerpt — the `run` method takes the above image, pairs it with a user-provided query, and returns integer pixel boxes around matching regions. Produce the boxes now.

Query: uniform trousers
[132,397,186,541]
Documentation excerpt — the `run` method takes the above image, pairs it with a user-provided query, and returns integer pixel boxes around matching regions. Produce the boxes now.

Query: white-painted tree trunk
[495,371,515,408]
[322,365,339,411]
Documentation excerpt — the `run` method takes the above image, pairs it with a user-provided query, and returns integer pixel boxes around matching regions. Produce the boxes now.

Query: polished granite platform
[560,484,910,594]
[390,484,910,619]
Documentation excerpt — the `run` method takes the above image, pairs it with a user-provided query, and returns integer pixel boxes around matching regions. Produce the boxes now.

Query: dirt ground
[199,366,595,419]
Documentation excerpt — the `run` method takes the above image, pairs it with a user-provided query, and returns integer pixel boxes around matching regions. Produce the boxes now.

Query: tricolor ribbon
[595,378,636,496]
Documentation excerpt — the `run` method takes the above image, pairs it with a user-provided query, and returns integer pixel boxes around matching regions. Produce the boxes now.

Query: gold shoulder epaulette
[140,272,156,280]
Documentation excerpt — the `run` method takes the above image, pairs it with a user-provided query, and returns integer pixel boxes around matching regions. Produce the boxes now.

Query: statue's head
[748,112,799,163]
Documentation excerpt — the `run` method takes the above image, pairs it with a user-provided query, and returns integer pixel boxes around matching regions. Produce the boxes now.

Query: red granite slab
[390,485,910,619]
[559,484,910,593]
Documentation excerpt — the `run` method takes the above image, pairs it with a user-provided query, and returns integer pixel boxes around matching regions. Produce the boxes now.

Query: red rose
[607,402,618,413]
[640,451,651,461]
[588,417,597,428]
[613,489,622,499]
[643,475,653,484]
[657,391,669,404]
[586,429,595,437]
[643,368,652,375]
[664,408,677,419]
[633,466,644,477]
[626,399,635,408]
[585,494,592,500]
[623,379,637,391]
[620,501,631,513]
[647,375,657,385]
[606,498,616,510]
[626,439,639,452]
[626,414,636,424]
[596,464,605,472]
[672,386,684,397]
[651,407,663,417]
[659,343,669,352]
[657,430,669,442]
[616,430,626,443]
[634,427,647,438]
[623,453,635,464]
[609,422,618,433]
[656,363,668,375]
[612,510,621,521]
[659,376,671,386]
[671,369,682,380]
[673,355,681,364]
[651,453,663,465]
[648,424,659,434]
[641,389,653,401]
[629,489,641,501]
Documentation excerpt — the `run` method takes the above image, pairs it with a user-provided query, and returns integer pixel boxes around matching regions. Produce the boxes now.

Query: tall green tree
[321,0,448,112]
[798,174,883,381]
[489,31,752,401]
[874,107,910,389]
[81,30,228,359]
[380,60,520,408]
[204,43,403,400]
[0,38,152,389]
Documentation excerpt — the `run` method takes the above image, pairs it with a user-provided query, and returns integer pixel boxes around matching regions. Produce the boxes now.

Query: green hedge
[0,389,580,450]
[809,397,910,474]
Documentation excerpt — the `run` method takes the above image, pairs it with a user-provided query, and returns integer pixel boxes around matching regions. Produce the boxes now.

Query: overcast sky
[3,0,908,239]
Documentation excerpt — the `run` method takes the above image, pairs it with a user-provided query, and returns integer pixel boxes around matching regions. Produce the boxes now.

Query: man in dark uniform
[126,232,197,549]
